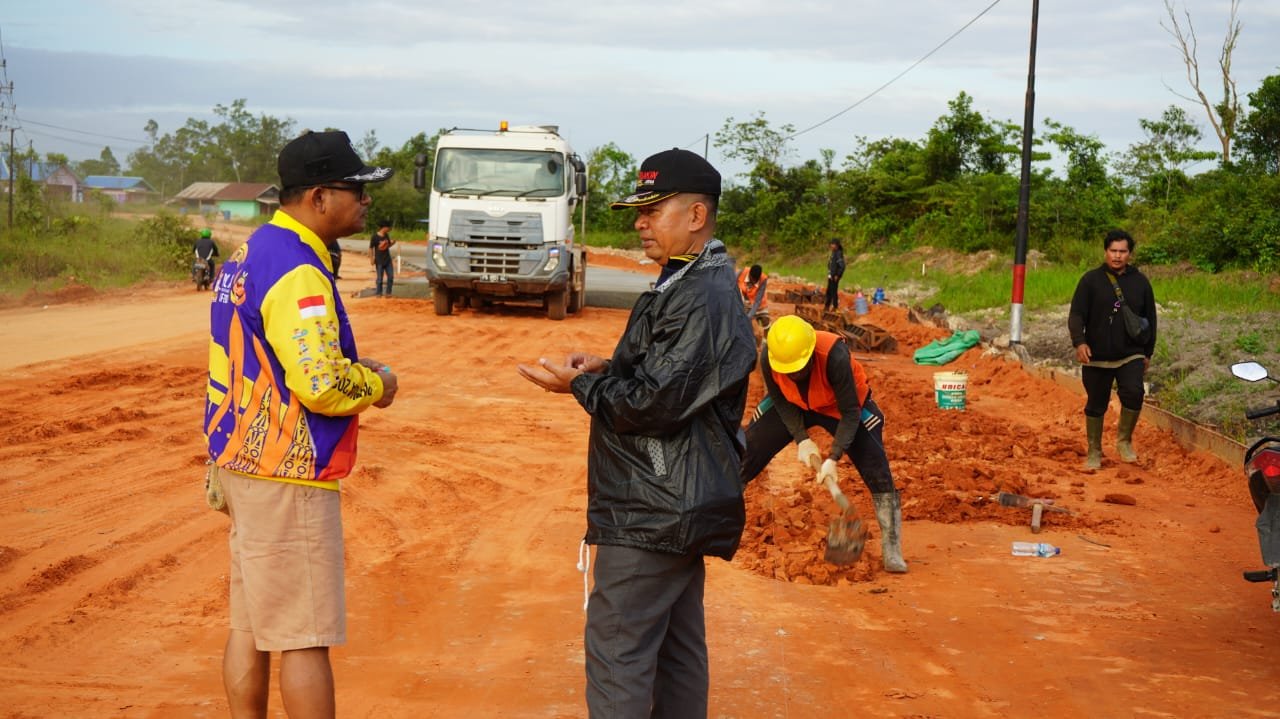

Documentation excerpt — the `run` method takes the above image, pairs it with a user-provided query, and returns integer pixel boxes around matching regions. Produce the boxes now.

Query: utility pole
[6,128,12,228]
[1010,0,1039,348]
[0,57,14,229]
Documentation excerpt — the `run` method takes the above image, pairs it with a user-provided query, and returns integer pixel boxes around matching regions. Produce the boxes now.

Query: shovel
[809,456,868,565]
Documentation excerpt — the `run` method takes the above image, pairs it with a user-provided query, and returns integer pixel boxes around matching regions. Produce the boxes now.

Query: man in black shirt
[1067,229,1158,469]
[194,228,219,288]
[368,219,395,297]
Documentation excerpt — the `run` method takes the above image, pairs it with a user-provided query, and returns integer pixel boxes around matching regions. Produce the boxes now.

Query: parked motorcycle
[192,257,213,291]
[1229,360,1280,612]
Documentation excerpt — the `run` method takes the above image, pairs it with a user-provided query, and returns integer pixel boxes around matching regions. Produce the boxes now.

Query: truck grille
[446,210,548,276]
[468,250,522,274]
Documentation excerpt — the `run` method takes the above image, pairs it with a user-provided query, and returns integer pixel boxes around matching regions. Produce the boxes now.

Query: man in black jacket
[824,238,845,311]
[518,148,756,717]
[1068,229,1158,469]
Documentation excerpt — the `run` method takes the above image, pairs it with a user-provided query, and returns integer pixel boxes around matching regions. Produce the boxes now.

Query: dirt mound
[0,271,1270,717]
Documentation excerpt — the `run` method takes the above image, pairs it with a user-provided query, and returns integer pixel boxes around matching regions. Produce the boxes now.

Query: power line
[20,126,123,150]
[17,116,147,145]
[788,0,1005,140]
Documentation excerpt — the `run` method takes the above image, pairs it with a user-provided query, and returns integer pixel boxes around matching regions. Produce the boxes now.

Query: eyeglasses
[317,183,368,201]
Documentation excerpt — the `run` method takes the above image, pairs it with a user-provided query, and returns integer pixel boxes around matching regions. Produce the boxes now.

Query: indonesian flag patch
[297,295,326,318]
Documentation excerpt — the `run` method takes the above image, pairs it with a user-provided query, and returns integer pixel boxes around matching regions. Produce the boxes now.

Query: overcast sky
[4,0,1278,181]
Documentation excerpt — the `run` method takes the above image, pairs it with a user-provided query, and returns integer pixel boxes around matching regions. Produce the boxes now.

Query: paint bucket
[933,371,968,410]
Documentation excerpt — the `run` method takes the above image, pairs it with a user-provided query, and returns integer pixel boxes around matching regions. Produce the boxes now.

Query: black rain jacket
[570,240,757,560]
[1068,263,1157,361]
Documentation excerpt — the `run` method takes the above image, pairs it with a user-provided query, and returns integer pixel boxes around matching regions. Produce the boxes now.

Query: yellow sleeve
[261,264,384,416]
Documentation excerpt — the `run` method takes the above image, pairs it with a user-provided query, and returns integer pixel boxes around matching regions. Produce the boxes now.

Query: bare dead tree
[1161,0,1242,165]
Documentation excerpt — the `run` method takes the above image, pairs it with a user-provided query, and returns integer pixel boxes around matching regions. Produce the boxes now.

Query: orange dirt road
[2,253,1278,718]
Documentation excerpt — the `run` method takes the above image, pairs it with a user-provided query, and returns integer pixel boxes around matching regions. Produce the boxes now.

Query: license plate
[479,274,508,283]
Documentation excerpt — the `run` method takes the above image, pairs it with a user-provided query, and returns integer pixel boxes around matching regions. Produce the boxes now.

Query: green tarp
[912,330,981,366]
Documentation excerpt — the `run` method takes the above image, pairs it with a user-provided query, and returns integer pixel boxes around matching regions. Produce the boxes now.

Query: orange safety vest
[738,267,768,309]
[771,332,869,419]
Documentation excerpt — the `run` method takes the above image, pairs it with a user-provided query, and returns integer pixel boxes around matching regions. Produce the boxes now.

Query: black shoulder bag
[1106,272,1151,344]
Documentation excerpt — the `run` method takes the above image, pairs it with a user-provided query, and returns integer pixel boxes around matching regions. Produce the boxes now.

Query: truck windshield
[434,148,566,197]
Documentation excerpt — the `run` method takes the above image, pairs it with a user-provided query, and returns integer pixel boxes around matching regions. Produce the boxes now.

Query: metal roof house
[82,176,158,204]
[0,161,82,201]
[172,182,279,219]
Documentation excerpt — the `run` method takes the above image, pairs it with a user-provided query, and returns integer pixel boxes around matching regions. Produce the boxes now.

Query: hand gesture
[517,357,582,394]
[566,352,608,374]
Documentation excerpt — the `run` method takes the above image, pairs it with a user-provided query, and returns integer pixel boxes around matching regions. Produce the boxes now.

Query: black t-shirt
[370,231,394,265]
[194,237,218,261]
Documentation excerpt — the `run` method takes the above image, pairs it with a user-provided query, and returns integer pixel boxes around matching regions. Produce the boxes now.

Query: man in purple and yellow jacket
[205,130,397,717]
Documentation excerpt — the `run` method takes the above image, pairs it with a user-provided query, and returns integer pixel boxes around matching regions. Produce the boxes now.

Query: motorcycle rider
[194,228,219,286]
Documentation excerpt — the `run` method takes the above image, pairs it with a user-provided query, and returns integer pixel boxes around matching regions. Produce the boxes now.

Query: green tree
[75,146,121,177]
[713,113,799,248]
[583,142,637,234]
[713,112,795,185]
[356,130,380,162]
[1037,119,1125,242]
[126,100,296,192]
[921,92,1013,183]
[364,130,440,226]
[1237,74,1280,174]
[1117,105,1217,207]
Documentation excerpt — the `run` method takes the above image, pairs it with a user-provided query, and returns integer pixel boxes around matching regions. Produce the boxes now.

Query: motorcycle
[1229,360,1280,612]
[192,256,213,291]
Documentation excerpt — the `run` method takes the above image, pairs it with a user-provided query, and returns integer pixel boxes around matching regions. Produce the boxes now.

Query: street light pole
[1010,0,1040,345]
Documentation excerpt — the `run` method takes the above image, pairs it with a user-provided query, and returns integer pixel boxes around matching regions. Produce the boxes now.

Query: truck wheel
[433,286,453,316]
[568,257,586,314]
[547,286,568,320]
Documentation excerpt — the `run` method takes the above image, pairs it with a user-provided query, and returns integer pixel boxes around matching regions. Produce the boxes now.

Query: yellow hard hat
[766,315,817,373]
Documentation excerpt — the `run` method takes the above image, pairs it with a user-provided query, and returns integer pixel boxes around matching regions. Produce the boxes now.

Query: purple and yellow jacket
[204,211,385,490]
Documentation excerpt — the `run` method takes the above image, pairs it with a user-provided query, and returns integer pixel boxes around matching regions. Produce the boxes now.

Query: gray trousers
[585,545,708,719]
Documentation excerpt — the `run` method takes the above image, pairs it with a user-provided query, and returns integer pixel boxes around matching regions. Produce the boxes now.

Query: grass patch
[0,212,202,295]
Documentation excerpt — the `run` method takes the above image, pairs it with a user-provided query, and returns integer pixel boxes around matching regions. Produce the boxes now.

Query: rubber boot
[1085,415,1103,470]
[1116,407,1140,463]
[873,492,908,573]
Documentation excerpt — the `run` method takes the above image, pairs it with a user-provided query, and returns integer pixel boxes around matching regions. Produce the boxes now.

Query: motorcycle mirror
[1231,361,1270,382]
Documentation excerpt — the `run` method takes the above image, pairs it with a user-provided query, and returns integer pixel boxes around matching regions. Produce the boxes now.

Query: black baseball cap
[277,130,393,189]
[610,148,721,209]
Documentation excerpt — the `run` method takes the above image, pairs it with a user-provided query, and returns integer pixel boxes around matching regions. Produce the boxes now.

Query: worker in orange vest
[741,315,907,573]
[738,264,770,330]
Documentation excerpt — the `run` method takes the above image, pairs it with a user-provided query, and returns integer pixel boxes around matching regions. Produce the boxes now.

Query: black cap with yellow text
[610,148,721,209]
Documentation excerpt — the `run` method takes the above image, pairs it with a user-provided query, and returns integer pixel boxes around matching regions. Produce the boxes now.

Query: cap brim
[610,190,679,210]
[341,165,394,184]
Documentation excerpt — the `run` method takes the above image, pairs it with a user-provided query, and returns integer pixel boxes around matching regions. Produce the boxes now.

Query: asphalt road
[338,238,652,308]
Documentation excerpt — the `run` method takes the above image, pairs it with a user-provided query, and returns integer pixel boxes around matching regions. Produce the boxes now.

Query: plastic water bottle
[853,291,869,315]
[1011,541,1060,557]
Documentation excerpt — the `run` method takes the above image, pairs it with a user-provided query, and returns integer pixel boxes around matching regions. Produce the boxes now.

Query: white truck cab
[415,123,587,319]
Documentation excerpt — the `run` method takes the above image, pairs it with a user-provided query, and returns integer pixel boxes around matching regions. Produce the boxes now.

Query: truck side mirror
[575,173,587,197]
[413,153,427,190]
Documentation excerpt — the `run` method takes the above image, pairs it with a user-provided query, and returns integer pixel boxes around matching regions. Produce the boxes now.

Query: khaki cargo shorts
[219,467,346,651]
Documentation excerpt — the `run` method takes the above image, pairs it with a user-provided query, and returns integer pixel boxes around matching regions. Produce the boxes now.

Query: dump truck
[414,122,588,320]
